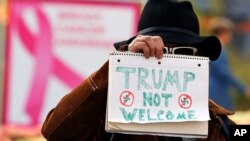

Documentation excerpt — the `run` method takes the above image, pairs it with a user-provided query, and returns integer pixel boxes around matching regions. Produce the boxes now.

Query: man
[209,17,250,110]
[42,0,235,141]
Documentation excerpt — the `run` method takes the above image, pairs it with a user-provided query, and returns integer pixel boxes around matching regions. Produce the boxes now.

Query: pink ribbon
[16,7,84,125]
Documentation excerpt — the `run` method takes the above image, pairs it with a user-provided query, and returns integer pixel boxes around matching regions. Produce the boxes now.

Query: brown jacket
[41,61,235,141]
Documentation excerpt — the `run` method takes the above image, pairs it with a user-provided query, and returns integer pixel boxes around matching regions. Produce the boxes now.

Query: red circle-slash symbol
[119,91,134,107]
[178,94,192,109]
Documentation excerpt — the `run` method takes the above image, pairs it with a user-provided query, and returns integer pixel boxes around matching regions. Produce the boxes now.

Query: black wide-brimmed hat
[114,0,221,61]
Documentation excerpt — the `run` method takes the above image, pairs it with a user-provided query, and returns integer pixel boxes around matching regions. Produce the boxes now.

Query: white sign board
[107,52,210,123]
[4,0,139,125]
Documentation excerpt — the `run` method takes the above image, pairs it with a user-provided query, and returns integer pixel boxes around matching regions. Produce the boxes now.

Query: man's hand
[128,35,165,59]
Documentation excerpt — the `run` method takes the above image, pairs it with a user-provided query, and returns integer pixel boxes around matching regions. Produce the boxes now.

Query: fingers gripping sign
[128,35,165,59]
[152,36,165,58]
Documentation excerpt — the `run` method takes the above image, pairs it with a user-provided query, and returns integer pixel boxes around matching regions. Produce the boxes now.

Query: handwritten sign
[107,52,210,123]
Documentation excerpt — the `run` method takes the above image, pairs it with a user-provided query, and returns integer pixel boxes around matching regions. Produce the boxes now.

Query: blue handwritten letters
[116,66,195,92]
[116,66,197,122]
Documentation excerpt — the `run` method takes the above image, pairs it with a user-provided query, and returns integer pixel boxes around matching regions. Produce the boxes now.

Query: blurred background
[0,0,249,140]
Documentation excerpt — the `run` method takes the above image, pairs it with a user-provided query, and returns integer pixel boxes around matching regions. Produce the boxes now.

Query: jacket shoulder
[209,99,234,118]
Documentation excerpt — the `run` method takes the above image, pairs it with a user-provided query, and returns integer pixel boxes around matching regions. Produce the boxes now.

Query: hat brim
[114,29,221,61]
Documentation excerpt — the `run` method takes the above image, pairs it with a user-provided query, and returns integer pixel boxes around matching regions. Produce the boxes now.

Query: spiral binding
[109,50,209,61]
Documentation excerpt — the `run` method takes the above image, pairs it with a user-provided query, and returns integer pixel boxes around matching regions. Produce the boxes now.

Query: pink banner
[17,7,83,125]
[4,0,140,126]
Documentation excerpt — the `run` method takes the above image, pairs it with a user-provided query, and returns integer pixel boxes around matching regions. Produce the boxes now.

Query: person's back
[209,49,233,110]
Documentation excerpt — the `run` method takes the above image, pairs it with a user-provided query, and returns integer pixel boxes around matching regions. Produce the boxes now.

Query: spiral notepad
[105,51,210,138]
